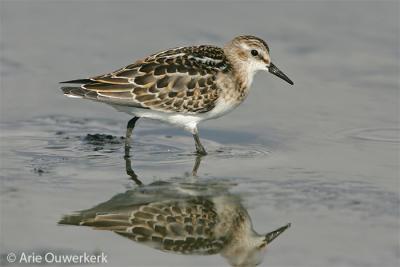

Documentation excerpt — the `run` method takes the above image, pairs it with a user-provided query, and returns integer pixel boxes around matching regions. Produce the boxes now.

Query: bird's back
[61,45,233,115]
[59,196,229,255]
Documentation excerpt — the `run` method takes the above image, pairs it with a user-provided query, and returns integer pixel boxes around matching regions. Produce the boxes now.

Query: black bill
[264,223,291,244]
[268,63,294,85]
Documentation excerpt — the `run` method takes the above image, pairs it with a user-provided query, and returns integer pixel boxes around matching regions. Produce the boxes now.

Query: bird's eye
[251,50,259,56]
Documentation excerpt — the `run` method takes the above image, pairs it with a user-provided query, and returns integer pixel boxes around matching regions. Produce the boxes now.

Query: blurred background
[1,1,399,266]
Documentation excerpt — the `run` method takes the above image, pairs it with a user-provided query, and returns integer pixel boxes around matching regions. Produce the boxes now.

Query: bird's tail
[60,78,96,99]
[61,86,100,101]
[61,86,87,98]
[60,79,92,84]
[58,212,85,226]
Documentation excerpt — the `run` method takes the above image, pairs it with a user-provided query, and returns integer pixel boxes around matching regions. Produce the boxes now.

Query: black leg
[125,117,140,158]
[124,155,143,185]
[191,154,204,176]
[193,133,207,155]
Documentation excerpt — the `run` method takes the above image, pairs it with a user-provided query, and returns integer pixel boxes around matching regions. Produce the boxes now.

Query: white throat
[239,61,264,89]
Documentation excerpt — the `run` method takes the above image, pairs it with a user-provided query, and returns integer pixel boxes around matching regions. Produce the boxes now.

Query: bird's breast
[205,97,241,120]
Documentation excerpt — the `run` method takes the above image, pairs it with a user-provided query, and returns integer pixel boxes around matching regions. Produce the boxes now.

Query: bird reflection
[59,160,290,266]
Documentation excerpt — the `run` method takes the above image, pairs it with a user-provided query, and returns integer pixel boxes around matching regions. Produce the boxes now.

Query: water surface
[1,1,399,266]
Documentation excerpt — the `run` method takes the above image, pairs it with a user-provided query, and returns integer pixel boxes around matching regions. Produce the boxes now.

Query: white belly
[205,98,239,119]
[110,98,239,133]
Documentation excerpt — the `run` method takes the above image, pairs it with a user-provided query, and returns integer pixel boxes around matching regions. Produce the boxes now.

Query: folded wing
[61,45,232,114]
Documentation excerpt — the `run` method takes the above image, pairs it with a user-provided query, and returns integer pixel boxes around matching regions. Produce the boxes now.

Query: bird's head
[225,35,293,85]
[222,223,291,267]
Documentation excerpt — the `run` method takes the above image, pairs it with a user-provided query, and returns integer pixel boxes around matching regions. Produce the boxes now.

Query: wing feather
[61,45,232,114]
[71,198,226,254]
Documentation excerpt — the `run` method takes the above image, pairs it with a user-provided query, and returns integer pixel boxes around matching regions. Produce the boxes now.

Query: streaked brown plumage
[61,35,293,155]
[83,197,225,254]
[59,180,291,266]
[62,45,231,114]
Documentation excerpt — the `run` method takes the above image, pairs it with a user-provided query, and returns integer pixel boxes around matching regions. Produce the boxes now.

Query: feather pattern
[74,197,227,254]
[62,45,232,114]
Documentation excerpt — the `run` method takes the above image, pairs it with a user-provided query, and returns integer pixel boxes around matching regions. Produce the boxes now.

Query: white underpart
[110,96,239,134]
[245,59,266,87]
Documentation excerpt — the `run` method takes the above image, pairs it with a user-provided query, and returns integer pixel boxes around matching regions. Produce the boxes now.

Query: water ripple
[341,127,400,143]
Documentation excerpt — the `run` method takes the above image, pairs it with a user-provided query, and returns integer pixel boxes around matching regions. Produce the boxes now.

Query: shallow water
[1,1,399,267]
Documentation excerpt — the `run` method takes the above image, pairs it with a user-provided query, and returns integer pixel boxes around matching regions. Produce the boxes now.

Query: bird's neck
[221,228,264,266]
[230,62,255,102]
[234,63,255,91]
[223,47,255,99]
